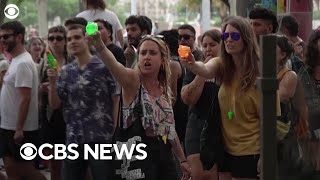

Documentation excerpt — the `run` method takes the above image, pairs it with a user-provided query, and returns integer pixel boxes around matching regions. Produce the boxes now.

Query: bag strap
[206,79,220,124]
[277,67,291,81]
[118,85,143,129]
[117,89,123,129]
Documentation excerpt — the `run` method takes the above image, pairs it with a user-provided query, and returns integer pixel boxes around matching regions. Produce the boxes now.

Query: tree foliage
[1,0,24,24]
[1,0,130,28]
[1,0,80,26]
[178,0,230,22]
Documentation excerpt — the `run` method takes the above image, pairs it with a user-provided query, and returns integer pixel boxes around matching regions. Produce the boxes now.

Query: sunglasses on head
[141,34,165,41]
[48,36,64,42]
[221,32,241,41]
[178,34,193,40]
[0,33,15,40]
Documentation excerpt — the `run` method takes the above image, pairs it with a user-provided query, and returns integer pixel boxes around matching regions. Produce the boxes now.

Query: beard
[5,41,16,53]
[128,36,141,48]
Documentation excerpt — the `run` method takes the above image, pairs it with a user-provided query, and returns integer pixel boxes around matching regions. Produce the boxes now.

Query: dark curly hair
[249,7,278,33]
[275,34,294,66]
[305,30,320,69]
[125,15,152,35]
[278,15,299,37]
[159,29,179,57]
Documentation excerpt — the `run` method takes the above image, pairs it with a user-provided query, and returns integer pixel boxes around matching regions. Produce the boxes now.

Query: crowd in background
[0,0,319,180]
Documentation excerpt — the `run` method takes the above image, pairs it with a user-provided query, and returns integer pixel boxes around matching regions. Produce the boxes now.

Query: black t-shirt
[182,49,218,119]
[171,56,188,141]
[107,43,126,66]
[183,71,218,119]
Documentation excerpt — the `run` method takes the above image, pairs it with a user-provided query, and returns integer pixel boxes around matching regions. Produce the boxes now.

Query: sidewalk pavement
[0,158,50,179]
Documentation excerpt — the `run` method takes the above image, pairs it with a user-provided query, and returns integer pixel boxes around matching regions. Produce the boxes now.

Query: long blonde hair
[135,36,172,102]
[220,16,260,92]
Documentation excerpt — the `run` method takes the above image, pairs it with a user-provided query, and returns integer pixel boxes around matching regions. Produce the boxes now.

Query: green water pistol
[46,50,58,70]
[86,22,98,35]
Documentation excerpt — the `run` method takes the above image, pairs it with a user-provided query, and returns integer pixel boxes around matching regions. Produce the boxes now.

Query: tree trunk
[0,0,9,24]
[219,2,229,21]
[79,0,85,12]
[37,0,48,37]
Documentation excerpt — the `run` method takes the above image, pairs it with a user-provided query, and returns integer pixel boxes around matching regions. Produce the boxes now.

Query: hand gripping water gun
[178,45,191,59]
[46,50,59,71]
[86,22,98,35]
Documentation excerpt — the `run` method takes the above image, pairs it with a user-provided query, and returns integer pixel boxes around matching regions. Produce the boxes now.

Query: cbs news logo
[4,4,20,19]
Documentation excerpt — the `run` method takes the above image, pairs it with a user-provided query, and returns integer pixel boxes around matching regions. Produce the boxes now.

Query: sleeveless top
[123,85,177,140]
[277,67,293,124]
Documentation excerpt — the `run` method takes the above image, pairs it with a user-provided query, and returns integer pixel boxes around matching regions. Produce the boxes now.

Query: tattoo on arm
[186,84,201,97]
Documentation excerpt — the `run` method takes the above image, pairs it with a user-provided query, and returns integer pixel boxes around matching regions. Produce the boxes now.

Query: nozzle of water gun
[86,22,98,36]
[46,50,57,69]
[178,45,191,59]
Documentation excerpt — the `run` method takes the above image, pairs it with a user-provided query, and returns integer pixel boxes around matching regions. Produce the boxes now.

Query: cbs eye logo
[4,4,20,20]
[20,143,37,160]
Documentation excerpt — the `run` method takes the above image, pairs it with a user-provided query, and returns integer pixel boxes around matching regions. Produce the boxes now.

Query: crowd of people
[0,0,319,180]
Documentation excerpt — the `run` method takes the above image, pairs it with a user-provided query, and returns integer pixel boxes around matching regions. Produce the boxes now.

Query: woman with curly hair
[88,31,191,179]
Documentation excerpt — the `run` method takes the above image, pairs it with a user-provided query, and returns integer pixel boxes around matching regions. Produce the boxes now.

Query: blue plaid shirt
[57,56,118,145]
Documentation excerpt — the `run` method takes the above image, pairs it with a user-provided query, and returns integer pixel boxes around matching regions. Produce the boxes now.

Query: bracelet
[180,160,187,164]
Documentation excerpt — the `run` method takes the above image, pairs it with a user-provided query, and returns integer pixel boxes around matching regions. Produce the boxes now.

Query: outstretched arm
[181,55,221,79]
[87,32,139,90]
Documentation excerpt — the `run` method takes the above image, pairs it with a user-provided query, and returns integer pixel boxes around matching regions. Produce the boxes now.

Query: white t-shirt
[76,9,123,47]
[0,51,39,131]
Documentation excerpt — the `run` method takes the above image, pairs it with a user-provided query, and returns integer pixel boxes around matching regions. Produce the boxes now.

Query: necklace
[226,80,238,122]
[227,111,234,120]
[228,95,235,121]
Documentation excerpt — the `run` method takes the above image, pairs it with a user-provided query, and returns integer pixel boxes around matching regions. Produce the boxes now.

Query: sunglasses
[221,32,241,41]
[178,34,193,40]
[0,33,15,40]
[48,36,64,42]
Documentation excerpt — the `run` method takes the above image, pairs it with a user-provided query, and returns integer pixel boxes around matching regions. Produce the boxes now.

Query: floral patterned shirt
[123,85,177,140]
[57,56,119,145]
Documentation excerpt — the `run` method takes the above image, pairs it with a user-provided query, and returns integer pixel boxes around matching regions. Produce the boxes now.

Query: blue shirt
[57,56,118,145]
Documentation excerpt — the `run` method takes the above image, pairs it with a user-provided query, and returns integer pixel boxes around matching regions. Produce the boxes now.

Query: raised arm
[47,69,62,109]
[181,55,221,79]
[87,32,139,90]
[181,75,206,106]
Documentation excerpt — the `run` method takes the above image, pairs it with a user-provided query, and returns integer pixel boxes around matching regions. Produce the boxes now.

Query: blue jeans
[62,143,113,180]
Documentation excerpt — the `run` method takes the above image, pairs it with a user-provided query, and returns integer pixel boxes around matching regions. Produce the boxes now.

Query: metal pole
[257,35,278,180]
